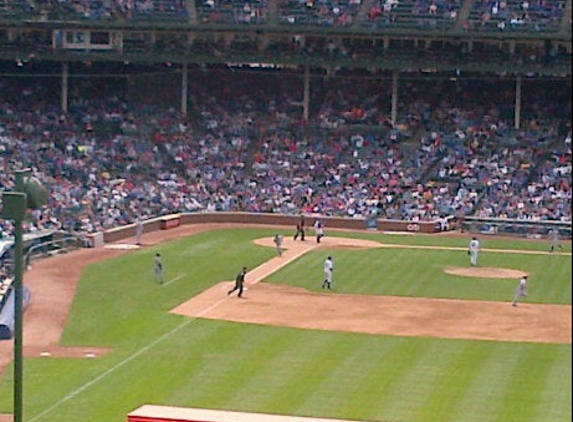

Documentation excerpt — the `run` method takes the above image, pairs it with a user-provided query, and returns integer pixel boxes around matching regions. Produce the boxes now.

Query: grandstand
[0,0,571,263]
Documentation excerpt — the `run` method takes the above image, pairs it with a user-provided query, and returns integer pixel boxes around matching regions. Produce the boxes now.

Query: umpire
[293,214,306,241]
[228,266,247,298]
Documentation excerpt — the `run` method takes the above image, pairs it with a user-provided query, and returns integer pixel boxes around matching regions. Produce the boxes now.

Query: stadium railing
[462,216,572,239]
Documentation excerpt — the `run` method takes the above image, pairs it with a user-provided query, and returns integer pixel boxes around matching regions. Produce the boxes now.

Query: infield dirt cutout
[0,223,571,382]
[171,231,571,344]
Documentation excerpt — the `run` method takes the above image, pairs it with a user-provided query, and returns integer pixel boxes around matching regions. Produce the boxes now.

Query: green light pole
[2,169,47,422]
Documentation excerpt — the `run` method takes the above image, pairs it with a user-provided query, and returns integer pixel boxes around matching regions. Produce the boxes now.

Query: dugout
[0,286,32,340]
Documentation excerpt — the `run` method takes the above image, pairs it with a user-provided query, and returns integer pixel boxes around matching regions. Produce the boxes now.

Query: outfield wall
[127,405,365,422]
[103,212,440,244]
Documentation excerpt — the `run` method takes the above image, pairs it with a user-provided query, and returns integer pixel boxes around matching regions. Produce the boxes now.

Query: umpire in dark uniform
[293,214,306,241]
[228,266,247,298]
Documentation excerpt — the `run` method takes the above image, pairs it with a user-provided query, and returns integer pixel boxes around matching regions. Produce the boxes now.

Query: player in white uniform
[512,275,528,306]
[468,237,480,266]
[321,256,333,290]
[314,219,325,244]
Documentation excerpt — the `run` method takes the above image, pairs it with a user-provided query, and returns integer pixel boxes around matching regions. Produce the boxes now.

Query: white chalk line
[162,273,187,287]
[28,296,229,422]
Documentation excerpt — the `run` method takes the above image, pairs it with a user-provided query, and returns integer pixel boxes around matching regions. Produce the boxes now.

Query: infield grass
[265,247,572,303]
[0,228,569,422]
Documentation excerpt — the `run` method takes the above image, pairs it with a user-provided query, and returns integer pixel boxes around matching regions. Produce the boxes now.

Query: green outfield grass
[0,228,570,422]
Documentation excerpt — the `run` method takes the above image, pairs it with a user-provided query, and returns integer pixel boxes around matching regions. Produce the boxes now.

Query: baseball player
[154,253,164,284]
[314,219,325,244]
[321,256,334,290]
[228,266,247,298]
[135,217,143,246]
[511,275,528,306]
[273,234,284,256]
[549,228,563,252]
[468,236,480,266]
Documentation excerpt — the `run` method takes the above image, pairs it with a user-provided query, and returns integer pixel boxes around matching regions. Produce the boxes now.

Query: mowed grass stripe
[412,341,494,422]
[335,337,429,422]
[375,252,402,296]
[370,340,469,422]
[338,252,380,293]
[435,343,521,422]
[219,328,351,412]
[256,332,356,416]
[493,345,571,422]
[294,335,404,419]
[541,256,572,304]
[159,320,276,406]
[533,347,572,422]
[400,251,436,297]
[225,329,330,411]
[442,341,504,422]
[325,251,380,294]
[176,322,281,406]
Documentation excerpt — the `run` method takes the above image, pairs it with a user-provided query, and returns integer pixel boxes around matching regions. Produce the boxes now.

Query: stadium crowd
[0,71,571,240]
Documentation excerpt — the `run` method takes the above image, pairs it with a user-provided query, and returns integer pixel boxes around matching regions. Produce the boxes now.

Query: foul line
[162,273,187,287]
[28,296,229,422]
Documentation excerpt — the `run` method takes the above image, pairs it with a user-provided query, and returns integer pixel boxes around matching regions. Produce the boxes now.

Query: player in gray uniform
[154,253,164,284]
[511,275,528,307]
[549,228,563,252]
[468,237,480,266]
[135,217,143,246]
[321,256,334,290]
[273,234,284,256]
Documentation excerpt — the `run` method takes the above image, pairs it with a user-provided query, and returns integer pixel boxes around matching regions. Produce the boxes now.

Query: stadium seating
[361,0,461,30]
[0,0,36,18]
[129,0,189,20]
[278,0,362,26]
[468,0,565,32]
[197,0,268,24]
[0,72,570,242]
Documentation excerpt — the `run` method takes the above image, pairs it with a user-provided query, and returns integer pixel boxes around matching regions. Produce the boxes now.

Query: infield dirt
[173,235,571,344]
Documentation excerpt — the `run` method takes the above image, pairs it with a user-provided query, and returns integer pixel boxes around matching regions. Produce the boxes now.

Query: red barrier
[104,212,442,243]
[160,215,181,230]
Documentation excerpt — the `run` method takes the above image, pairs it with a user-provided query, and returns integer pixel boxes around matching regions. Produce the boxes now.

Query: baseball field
[0,225,570,422]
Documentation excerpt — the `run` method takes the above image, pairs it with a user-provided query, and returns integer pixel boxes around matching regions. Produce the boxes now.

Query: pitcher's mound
[445,267,528,279]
